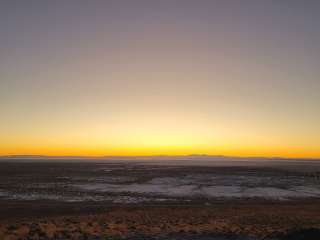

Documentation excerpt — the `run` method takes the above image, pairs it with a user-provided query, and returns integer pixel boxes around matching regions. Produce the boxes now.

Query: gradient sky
[1,0,320,158]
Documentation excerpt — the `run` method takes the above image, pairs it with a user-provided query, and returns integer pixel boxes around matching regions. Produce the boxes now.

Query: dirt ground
[0,199,320,239]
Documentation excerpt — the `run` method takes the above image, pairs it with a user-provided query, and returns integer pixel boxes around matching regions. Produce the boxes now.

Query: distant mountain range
[0,154,319,161]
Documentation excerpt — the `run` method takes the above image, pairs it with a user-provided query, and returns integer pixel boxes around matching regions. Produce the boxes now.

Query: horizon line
[1,154,319,161]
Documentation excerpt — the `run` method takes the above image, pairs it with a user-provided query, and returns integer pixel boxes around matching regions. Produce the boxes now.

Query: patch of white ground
[73,176,320,200]
[0,190,8,197]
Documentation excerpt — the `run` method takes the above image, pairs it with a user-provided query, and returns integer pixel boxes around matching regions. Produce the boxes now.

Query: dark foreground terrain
[0,159,319,239]
[1,200,320,239]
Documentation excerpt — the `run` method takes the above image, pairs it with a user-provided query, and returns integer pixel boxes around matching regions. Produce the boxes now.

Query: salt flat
[0,159,319,203]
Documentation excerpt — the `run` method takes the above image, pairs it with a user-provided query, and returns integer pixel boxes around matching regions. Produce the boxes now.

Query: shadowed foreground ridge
[280,228,320,240]
[1,204,320,239]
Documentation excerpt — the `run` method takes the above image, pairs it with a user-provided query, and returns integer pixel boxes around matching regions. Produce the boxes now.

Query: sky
[0,0,320,158]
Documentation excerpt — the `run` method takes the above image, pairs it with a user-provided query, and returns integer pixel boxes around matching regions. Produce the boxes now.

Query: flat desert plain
[0,159,319,239]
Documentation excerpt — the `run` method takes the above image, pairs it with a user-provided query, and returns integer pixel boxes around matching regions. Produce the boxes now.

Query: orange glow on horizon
[1,142,320,159]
